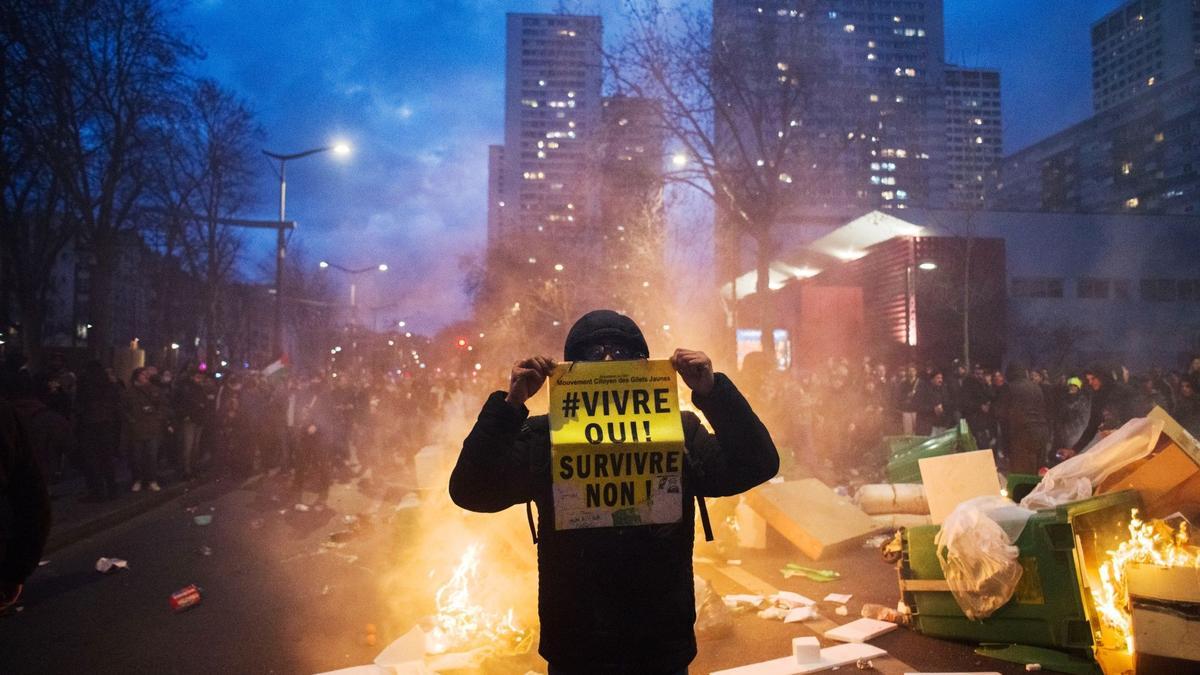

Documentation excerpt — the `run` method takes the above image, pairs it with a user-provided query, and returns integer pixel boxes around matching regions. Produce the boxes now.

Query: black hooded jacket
[450,312,778,673]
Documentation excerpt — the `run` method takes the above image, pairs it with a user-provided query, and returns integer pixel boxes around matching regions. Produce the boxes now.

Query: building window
[1178,280,1200,301]
[1113,279,1131,300]
[1078,278,1110,299]
[1140,278,1178,301]
[1011,277,1064,298]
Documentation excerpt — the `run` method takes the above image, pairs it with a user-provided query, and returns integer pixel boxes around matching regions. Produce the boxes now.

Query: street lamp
[263,141,353,357]
[318,260,388,326]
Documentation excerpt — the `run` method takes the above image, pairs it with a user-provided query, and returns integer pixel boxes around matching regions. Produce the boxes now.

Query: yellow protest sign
[547,359,685,530]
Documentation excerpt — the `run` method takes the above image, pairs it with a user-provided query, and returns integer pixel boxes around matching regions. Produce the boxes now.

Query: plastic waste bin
[899,490,1141,654]
[886,419,977,484]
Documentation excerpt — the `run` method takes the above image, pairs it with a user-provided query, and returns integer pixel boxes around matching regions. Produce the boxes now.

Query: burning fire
[1089,509,1200,654]
[426,543,533,656]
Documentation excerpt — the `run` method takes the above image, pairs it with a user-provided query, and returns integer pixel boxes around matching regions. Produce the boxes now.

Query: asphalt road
[1,473,1033,675]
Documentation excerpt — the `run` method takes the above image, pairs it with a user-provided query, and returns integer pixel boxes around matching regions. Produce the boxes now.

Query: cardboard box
[743,479,880,560]
[1097,407,1200,519]
[1127,563,1200,670]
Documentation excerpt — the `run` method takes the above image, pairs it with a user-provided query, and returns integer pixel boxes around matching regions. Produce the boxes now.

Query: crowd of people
[5,350,1200,507]
[0,354,486,507]
[742,354,1200,477]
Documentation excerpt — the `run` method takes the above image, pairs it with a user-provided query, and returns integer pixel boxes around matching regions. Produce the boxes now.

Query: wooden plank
[743,479,882,560]
[919,449,1001,524]
[898,579,951,593]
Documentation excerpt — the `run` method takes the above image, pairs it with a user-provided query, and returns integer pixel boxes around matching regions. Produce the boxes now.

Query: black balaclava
[563,310,649,362]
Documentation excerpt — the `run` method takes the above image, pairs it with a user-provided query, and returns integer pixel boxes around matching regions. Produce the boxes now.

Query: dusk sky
[180,0,1124,334]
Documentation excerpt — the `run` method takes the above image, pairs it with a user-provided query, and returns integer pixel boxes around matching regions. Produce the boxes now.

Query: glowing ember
[426,544,532,656]
[1089,509,1200,654]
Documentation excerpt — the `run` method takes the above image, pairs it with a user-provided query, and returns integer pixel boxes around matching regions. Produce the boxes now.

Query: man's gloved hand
[671,348,715,396]
[506,356,557,410]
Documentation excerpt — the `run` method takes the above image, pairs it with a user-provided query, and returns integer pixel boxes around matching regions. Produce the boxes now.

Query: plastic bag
[1020,416,1163,511]
[934,495,1034,620]
[694,574,733,640]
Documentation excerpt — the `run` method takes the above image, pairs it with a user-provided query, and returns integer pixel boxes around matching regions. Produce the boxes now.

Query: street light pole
[263,143,351,358]
[318,261,388,328]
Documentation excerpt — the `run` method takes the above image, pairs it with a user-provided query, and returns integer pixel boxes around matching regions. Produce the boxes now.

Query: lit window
[1147,76,1155,86]
[1154,131,1164,142]
[973,118,983,125]
[869,93,879,102]
[867,40,876,48]
[975,136,984,144]
[867,53,876,61]
[893,15,901,22]
[895,149,908,158]
[881,190,895,200]
[777,62,788,71]
[882,176,896,185]
[1125,197,1139,208]
[844,24,855,33]
[1121,161,1132,175]
[870,175,881,185]
[828,10,837,18]
[895,95,905,103]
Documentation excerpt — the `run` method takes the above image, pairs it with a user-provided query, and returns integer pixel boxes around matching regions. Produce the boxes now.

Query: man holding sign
[451,310,778,675]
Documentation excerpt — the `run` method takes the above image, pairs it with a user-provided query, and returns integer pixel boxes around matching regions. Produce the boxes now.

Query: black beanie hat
[563,310,649,361]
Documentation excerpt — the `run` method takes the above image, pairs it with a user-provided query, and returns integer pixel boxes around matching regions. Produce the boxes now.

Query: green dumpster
[899,490,1141,654]
[885,419,977,484]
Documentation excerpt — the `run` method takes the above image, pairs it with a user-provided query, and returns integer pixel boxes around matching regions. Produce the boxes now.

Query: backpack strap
[525,501,538,545]
[696,496,714,542]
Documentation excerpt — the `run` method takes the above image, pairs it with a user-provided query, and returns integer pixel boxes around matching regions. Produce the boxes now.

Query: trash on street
[95,557,128,574]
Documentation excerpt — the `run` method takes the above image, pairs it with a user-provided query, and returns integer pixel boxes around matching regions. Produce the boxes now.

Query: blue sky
[180,0,1124,333]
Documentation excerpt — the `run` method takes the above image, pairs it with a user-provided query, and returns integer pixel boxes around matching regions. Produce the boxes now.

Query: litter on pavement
[824,617,899,643]
[824,593,853,604]
[192,514,213,526]
[781,563,841,582]
[712,642,887,674]
[169,584,202,612]
[95,557,128,573]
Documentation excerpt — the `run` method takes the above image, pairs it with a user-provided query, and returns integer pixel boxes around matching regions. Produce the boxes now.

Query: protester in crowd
[1175,378,1200,438]
[0,399,52,613]
[995,364,1051,473]
[75,361,122,500]
[3,360,79,491]
[294,377,334,504]
[1052,376,1091,454]
[959,363,996,449]
[450,309,778,674]
[173,369,209,481]
[121,367,171,492]
[895,365,921,435]
[915,370,956,435]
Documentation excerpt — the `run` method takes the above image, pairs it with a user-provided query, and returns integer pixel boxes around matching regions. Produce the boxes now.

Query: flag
[263,354,290,382]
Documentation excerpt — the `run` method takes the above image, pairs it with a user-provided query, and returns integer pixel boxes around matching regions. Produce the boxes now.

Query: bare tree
[8,0,197,357]
[1,4,84,367]
[605,1,862,360]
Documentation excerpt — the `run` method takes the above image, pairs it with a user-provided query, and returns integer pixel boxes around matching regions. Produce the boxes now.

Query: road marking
[702,563,918,675]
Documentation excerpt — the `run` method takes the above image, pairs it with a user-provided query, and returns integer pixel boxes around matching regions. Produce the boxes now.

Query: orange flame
[426,544,532,656]
[1090,509,1200,654]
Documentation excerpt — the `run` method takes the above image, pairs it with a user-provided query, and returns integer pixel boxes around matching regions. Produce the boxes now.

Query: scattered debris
[824,593,853,604]
[726,559,742,566]
[37,560,50,567]
[321,585,332,596]
[197,546,213,557]
[835,606,849,616]
[395,492,420,510]
[855,658,875,670]
[95,557,128,574]
[169,584,202,612]
[859,602,906,624]
[1026,665,1042,672]
[192,514,213,526]
[863,534,891,549]
[250,518,264,530]
[781,563,841,582]
[784,606,819,623]
[756,606,790,621]
[723,594,766,611]
[825,617,899,643]
[772,591,816,608]
[792,636,820,662]
[294,503,310,512]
